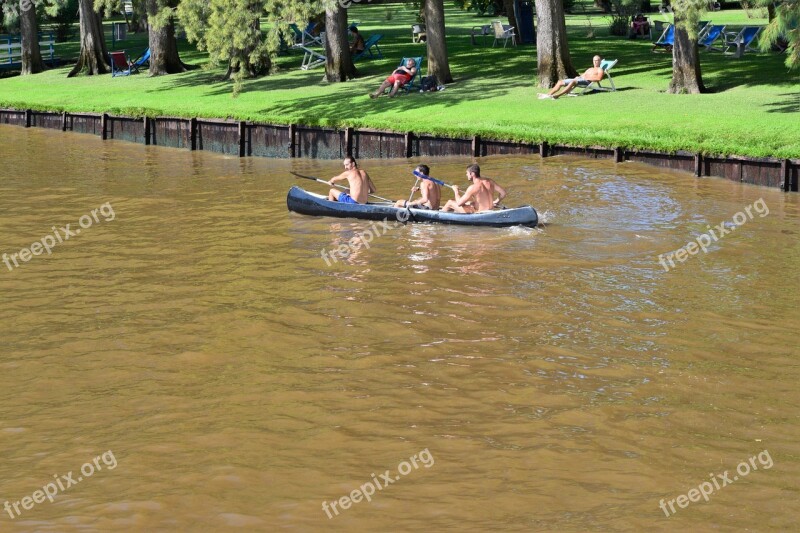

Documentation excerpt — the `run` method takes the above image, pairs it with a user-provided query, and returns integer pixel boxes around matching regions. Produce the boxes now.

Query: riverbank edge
[2,107,797,191]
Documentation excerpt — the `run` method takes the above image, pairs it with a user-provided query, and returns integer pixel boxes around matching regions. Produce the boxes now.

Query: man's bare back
[442,164,507,213]
[394,164,442,209]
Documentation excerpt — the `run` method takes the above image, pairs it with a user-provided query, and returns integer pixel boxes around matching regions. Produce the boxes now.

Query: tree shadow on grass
[257,76,515,128]
[764,92,800,113]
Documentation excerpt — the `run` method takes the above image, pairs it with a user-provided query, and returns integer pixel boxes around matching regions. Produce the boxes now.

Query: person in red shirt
[369,58,417,99]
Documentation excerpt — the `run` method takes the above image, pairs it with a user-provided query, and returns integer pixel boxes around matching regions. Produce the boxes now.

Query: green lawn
[1,4,798,158]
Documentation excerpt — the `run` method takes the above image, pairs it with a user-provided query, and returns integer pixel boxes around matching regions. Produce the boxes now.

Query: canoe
[286,186,538,228]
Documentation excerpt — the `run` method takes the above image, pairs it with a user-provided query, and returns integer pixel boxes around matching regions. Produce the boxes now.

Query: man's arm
[365,172,376,193]
[492,181,507,206]
[408,182,430,206]
[328,171,348,185]
[454,184,478,207]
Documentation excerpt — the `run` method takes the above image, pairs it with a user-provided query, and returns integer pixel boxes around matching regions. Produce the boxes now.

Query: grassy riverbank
[1,4,798,158]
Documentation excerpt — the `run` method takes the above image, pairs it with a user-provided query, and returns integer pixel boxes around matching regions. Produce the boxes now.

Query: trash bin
[513,0,535,45]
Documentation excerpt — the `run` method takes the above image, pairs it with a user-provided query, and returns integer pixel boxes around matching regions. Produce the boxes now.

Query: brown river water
[1,125,798,531]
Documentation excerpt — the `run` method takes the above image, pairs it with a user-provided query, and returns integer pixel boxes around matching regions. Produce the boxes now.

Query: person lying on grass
[538,55,604,100]
[441,164,506,213]
[370,58,417,99]
[394,164,442,210]
[328,156,376,204]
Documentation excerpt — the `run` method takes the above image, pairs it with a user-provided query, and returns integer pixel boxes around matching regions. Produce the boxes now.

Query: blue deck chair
[399,56,424,93]
[700,25,726,51]
[353,34,383,61]
[652,24,674,52]
[577,59,618,95]
[723,26,762,55]
[109,51,132,77]
[130,48,150,72]
[697,20,711,40]
[290,22,321,47]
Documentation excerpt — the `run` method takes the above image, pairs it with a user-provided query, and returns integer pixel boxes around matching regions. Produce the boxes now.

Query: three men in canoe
[328,159,505,214]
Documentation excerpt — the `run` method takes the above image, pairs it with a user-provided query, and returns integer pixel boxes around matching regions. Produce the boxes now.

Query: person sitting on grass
[370,58,417,99]
[327,156,376,204]
[349,26,365,55]
[394,165,441,210]
[441,164,506,214]
[538,55,604,100]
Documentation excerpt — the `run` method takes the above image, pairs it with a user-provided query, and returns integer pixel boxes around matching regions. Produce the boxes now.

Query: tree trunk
[324,5,355,82]
[68,0,109,77]
[147,0,186,75]
[20,0,45,75]
[503,0,519,38]
[424,0,452,84]
[668,11,705,94]
[534,0,576,87]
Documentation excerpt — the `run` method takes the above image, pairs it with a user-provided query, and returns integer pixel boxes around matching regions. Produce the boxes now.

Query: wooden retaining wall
[2,108,797,192]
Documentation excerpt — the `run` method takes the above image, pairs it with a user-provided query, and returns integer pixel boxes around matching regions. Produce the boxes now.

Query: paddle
[412,169,456,188]
[290,171,393,203]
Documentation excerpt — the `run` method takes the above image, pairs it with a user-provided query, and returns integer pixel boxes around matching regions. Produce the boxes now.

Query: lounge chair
[412,24,426,43]
[400,56,424,93]
[109,51,132,77]
[652,23,674,52]
[491,20,516,47]
[700,25,726,51]
[290,22,321,47]
[723,26,762,56]
[300,44,326,70]
[697,20,711,40]
[578,59,618,94]
[353,34,383,61]
[130,48,150,72]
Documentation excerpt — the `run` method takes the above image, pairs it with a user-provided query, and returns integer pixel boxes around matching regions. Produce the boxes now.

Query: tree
[146,0,187,75]
[759,0,799,69]
[424,0,452,84]
[668,0,706,94]
[68,0,109,76]
[19,0,45,74]
[178,0,270,92]
[534,0,576,87]
[323,5,355,82]
[502,0,518,38]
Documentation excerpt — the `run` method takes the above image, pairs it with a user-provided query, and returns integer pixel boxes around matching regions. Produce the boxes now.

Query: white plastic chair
[491,20,516,48]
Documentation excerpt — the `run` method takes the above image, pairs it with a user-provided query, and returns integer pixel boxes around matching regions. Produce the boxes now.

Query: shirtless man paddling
[327,156,376,204]
[393,165,442,210]
[441,164,507,213]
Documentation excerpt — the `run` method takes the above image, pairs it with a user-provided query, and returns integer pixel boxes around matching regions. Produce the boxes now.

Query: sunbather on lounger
[370,58,417,98]
[538,55,604,100]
